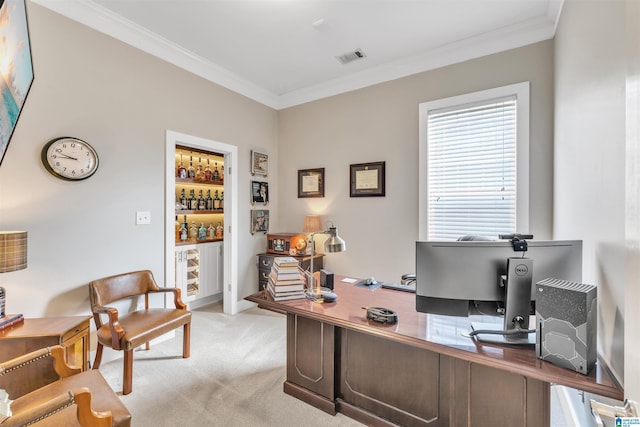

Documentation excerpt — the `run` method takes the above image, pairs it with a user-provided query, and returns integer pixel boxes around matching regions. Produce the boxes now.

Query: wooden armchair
[89,270,191,395]
[0,345,131,426]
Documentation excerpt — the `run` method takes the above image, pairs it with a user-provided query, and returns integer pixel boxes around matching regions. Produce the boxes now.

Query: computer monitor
[415,239,582,344]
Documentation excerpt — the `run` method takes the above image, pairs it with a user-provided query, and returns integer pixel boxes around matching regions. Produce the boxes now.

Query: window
[418,82,529,240]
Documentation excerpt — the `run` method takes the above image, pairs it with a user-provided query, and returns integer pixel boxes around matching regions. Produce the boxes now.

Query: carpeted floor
[98,303,364,426]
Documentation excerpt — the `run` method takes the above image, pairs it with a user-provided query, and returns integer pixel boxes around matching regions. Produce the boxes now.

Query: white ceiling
[32,0,563,109]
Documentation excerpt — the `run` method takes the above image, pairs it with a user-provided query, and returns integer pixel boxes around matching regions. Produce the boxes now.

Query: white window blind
[426,96,517,240]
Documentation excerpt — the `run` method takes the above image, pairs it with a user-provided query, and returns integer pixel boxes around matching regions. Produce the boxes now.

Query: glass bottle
[220,191,224,210]
[198,223,207,241]
[220,165,224,183]
[188,189,198,210]
[189,221,198,240]
[187,157,196,179]
[215,221,224,238]
[197,190,206,210]
[204,159,213,181]
[213,162,220,181]
[180,216,189,241]
[208,223,215,239]
[195,158,205,180]
[205,189,213,210]
[175,215,180,241]
[213,190,221,210]
[179,188,187,209]
[177,159,186,179]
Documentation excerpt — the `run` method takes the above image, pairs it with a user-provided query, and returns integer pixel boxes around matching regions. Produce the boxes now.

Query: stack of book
[267,257,306,301]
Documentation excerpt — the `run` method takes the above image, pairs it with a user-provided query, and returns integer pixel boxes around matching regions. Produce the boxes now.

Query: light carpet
[98,303,364,427]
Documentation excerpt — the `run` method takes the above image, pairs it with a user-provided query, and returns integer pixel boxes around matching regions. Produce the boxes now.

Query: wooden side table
[0,316,91,397]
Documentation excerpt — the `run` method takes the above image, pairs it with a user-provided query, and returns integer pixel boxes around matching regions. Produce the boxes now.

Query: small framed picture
[251,150,268,177]
[251,209,269,234]
[298,168,325,198]
[251,181,269,205]
[350,161,385,197]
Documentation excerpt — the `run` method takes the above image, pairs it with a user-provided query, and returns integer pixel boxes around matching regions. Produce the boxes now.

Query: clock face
[42,137,99,181]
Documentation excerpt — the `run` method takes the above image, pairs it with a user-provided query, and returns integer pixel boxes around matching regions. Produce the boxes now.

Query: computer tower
[535,278,597,375]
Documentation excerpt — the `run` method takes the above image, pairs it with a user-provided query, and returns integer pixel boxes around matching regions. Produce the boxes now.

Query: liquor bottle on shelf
[220,165,224,183]
[189,222,198,240]
[180,215,189,241]
[198,190,206,210]
[175,216,180,241]
[204,159,213,181]
[213,162,220,181]
[208,223,215,240]
[215,222,224,238]
[187,157,196,179]
[177,159,186,179]
[195,158,205,180]
[220,191,224,210]
[198,223,207,241]
[205,189,213,210]
[179,188,187,209]
[213,190,221,210]
[189,189,198,210]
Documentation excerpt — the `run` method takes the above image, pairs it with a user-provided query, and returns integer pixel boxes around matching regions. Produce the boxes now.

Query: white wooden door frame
[165,130,239,315]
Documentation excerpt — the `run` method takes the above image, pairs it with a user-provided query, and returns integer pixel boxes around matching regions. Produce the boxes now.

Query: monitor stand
[466,257,536,346]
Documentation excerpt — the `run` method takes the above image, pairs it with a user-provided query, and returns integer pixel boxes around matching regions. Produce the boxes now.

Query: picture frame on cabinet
[251,181,269,205]
[251,209,269,234]
[251,150,268,177]
[350,161,385,197]
[298,168,325,198]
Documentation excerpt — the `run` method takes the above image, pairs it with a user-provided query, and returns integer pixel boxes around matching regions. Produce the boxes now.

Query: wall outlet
[136,211,151,225]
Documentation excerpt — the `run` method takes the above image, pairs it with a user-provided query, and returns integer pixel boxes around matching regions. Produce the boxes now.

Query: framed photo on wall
[251,150,268,176]
[350,161,385,197]
[251,209,269,234]
[251,180,269,205]
[298,168,325,198]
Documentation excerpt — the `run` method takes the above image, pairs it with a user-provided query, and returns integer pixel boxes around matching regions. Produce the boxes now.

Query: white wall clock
[41,137,99,181]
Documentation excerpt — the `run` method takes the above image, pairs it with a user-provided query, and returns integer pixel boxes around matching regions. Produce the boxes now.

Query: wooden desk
[0,316,91,397]
[246,278,622,427]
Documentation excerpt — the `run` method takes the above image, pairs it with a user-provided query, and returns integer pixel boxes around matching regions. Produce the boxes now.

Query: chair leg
[123,349,133,395]
[183,322,191,358]
[93,343,104,369]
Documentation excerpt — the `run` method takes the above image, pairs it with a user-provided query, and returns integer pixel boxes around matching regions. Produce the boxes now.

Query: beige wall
[0,3,278,317]
[278,41,554,283]
[554,0,626,388]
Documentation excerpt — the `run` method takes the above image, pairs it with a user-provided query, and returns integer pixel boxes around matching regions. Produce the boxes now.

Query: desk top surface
[246,276,623,401]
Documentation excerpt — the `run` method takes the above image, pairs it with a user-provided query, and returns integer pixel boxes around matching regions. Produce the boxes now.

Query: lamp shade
[324,226,346,253]
[303,215,322,233]
[0,231,28,273]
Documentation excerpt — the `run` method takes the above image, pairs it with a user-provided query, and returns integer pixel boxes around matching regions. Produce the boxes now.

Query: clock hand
[57,153,78,161]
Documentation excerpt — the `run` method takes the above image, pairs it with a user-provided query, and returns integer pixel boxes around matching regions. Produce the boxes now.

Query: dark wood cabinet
[257,252,324,292]
[0,316,90,397]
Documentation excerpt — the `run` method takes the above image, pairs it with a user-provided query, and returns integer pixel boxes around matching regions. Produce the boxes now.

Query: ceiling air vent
[336,48,366,65]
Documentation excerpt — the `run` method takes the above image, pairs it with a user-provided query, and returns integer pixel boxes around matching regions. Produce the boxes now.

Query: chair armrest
[0,346,80,383]
[92,305,125,350]
[1,388,112,427]
[148,287,187,310]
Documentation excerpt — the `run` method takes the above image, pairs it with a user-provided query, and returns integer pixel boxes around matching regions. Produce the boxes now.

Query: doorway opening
[165,130,239,314]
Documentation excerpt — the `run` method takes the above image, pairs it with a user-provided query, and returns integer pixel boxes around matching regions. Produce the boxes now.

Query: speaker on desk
[320,269,334,290]
[535,278,597,375]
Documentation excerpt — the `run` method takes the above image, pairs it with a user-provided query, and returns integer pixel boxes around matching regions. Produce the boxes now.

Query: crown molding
[32,0,562,110]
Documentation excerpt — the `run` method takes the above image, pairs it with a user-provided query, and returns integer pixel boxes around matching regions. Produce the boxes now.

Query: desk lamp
[0,231,27,320]
[303,216,346,301]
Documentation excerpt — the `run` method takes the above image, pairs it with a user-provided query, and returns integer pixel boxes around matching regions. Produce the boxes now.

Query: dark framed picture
[251,150,268,176]
[350,162,385,197]
[251,180,269,205]
[0,0,34,168]
[298,168,325,198]
[251,209,269,234]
